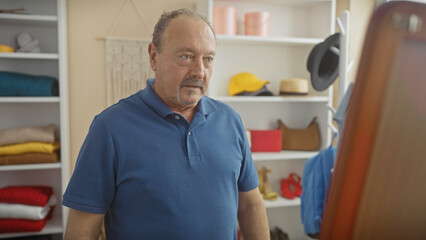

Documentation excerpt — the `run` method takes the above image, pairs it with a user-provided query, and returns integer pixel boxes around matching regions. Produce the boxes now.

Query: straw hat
[279,78,309,95]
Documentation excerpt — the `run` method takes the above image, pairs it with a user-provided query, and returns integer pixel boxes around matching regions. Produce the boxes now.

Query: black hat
[307,33,340,91]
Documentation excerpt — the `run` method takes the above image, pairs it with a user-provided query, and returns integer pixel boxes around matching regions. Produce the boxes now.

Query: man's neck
[152,83,198,123]
[170,106,197,123]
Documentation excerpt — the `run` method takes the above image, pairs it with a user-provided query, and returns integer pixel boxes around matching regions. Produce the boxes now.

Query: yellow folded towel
[0,142,60,155]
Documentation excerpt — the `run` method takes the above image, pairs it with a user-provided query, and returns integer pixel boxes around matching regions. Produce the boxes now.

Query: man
[63,8,269,240]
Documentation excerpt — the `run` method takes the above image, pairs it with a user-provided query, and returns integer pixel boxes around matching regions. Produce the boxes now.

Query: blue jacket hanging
[300,142,336,237]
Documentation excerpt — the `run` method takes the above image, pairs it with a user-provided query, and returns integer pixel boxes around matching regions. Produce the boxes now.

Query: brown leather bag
[277,117,321,151]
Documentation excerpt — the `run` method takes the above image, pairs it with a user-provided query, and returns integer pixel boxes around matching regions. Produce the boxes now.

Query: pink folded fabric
[0,186,53,207]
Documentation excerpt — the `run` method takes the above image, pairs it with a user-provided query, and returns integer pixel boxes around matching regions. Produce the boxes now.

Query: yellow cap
[228,72,269,96]
[0,45,14,53]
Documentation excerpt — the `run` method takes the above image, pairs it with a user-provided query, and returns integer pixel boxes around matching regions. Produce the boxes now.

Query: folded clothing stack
[0,71,59,96]
[0,186,56,233]
[0,124,60,165]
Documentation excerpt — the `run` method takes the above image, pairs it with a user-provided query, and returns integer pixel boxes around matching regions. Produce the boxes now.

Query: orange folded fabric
[0,152,59,165]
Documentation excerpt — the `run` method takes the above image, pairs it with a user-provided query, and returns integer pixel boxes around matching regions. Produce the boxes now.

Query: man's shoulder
[97,91,146,120]
[203,96,238,115]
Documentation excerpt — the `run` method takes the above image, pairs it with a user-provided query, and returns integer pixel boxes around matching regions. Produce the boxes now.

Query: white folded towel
[0,195,56,220]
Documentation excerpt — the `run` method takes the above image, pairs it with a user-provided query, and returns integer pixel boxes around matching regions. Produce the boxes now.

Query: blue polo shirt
[63,78,259,239]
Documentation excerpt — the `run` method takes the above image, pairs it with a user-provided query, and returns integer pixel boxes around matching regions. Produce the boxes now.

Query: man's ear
[148,42,158,71]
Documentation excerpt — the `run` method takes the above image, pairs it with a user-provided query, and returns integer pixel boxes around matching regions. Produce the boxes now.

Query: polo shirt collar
[139,78,217,118]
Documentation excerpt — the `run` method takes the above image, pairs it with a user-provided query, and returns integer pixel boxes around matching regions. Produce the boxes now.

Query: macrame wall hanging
[103,0,154,106]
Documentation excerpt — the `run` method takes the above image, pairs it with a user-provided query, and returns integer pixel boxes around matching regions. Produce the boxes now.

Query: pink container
[213,6,237,35]
[245,11,270,37]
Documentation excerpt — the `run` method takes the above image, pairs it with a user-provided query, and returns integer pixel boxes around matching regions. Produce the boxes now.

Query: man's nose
[191,58,205,79]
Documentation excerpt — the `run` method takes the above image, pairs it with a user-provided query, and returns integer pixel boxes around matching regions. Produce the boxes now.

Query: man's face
[149,15,216,109]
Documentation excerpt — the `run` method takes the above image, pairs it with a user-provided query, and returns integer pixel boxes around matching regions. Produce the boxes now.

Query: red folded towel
[0,186,53,206]
[0,217,47,233]
[0,207,54,233]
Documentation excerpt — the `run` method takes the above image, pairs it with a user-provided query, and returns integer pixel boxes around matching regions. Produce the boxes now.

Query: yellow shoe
[258,166,278,201]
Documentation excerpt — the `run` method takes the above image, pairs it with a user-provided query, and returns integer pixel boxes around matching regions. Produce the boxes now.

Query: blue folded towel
[0,71,59,96]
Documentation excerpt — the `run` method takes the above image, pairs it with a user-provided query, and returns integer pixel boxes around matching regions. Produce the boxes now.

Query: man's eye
[204,57,214,63]
[181,55,192,60]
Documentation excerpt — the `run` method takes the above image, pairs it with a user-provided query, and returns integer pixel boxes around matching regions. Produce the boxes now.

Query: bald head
[152,8,215,52]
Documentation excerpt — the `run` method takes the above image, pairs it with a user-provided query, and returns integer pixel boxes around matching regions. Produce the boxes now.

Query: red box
[249,130,282,152]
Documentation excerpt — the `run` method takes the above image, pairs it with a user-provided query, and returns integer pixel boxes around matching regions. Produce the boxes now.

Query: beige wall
[67,0,196,170]
[66,0,376,172]
[333,0,376,108]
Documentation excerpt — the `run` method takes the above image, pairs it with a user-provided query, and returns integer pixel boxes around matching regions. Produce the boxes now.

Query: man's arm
[64,208,105,240]
[238,187,270,240]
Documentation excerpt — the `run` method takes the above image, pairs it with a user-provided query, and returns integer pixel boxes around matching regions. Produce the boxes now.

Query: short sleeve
[237,117,260,192]
[62,115,116,214]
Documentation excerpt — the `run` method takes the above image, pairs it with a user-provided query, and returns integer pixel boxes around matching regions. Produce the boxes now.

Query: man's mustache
[179,77,205,91]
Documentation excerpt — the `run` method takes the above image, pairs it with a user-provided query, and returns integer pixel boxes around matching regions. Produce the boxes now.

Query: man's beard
[177,77,205,105]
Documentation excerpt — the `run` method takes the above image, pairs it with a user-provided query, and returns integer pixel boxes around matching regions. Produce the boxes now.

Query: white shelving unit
[197,0,335,239]
[0,0,69,239]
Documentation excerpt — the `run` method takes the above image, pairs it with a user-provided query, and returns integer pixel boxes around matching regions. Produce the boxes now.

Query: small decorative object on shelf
[16,32,42,53]
[245,11,270,37]
[213,6,237,35]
